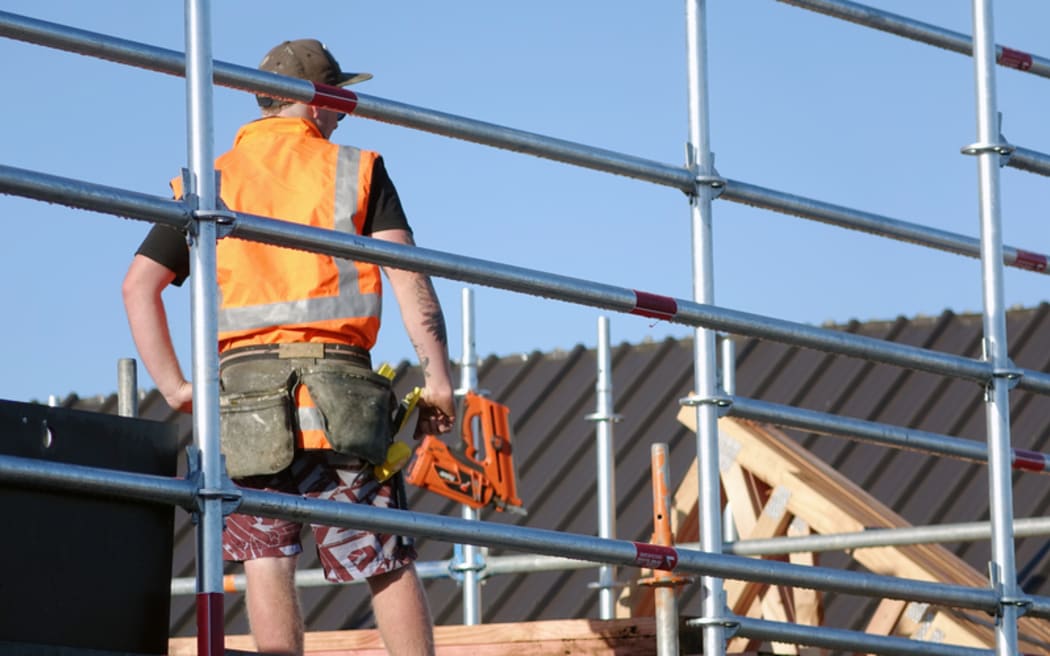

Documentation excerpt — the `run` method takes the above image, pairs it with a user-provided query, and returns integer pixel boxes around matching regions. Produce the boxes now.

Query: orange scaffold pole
[639,443,691,656]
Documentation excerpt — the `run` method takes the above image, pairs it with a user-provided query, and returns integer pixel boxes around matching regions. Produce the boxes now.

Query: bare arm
[122,254,193,412]
[372,228,455,437]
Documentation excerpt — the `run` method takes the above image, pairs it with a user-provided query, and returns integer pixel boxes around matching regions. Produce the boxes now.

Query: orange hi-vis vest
[173,117,384,449]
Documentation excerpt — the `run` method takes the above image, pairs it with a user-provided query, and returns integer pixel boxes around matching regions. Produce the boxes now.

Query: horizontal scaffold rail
[1007,145,1050,178]
[720,180,1048,273]
[3,162,1050,398]
[171,553,590,595]
[723,395,1050,473]
[779,0,1050,79]
[1,10,1049,274]
[4,452,1049,621]
[170,514,1050,594]
[725,515,1050,557]
[725,615,990,656]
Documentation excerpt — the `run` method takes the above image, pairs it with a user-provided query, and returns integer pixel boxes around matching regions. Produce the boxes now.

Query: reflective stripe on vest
[217,146,380,335]
[295,384,330,449]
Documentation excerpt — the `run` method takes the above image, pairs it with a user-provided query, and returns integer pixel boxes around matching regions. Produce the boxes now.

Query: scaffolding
[1,1,1050,655]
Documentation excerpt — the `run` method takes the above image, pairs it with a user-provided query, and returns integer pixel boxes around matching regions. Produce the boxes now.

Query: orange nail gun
[405,391,526,515]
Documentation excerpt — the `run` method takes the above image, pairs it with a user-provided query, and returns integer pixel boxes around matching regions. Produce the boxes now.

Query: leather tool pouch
[218,386,295,479]
[301,366,396,465]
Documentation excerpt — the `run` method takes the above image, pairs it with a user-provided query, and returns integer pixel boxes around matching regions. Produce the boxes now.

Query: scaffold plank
[168,618,676,656]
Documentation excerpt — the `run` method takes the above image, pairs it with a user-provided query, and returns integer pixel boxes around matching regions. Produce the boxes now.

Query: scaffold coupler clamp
[185,445,242,524]
[960,140,1014,160]
[680,393,734,417]
[637,564,692,590]
[988,563,1032,622]
[981,339,1023,394]
[180,168,237,239]
[685,144,726,200]
[961,112,1014,167]
[961,124,1014,169]
[586,575,628,594]
[686,613,741,639]
[584,410,623,424]
[991,363,1023,392]
[448,543,488,583]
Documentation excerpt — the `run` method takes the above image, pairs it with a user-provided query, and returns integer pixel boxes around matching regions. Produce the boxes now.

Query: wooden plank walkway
[168,617,702,655]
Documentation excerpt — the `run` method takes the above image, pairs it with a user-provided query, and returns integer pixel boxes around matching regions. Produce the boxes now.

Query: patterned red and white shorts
[222,450,416,582]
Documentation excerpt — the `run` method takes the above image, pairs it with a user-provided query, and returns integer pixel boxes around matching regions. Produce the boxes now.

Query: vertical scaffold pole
[685,1,727,654]
[457,287,483,624]
[117,358,138,418]
[590,316,619,619]
[650,443,681,656]
[184,1,225,654]
[969,2,1021,654]
[718,335,737,547]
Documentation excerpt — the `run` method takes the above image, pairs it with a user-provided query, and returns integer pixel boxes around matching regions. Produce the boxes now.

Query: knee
[367,564,411,594]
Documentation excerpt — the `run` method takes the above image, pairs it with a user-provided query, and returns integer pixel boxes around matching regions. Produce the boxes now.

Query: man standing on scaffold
[123,38,454,656]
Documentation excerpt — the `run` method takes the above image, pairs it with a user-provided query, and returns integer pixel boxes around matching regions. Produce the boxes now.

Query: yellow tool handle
[398,387,422,432]
[373,387,424,482]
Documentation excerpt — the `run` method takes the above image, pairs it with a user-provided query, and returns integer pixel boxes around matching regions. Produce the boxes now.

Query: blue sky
[0,1,1048,404]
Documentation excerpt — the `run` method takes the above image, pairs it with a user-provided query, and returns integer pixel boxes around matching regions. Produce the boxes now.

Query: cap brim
[336,72,373,87]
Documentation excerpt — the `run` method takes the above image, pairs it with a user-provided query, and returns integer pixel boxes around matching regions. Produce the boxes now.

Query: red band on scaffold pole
[632,291,678,320]
[196,592,225,656]
[1013,250,1048,273]
[1012,449,1048,473]
[633,542,679,571]
[998,47,1033,71]
[311,82,359,115]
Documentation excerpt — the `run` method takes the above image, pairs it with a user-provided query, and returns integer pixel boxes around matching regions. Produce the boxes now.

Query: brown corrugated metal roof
[58,305,1050,639]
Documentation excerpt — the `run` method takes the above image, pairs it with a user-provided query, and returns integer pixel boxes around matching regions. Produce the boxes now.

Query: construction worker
[122,38,454,656]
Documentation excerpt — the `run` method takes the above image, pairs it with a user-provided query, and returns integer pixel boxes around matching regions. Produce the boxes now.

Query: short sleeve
[363,156,412,236]
[136,224,190,286]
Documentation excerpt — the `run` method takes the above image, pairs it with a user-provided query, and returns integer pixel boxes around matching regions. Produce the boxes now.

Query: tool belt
[218,342,372,368]
[217,343,395,479]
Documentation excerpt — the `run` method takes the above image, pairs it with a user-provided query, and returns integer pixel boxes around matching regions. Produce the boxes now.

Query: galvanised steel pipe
[117,358,137,418]
[587,316,619,620]
[725,516,1050,557]
[7,453,1044,620]
[171,514,1050,594]
[171,559,458,596]
[0,454,198,509]
[183,2,225,653]
[722,179,1049,273]
[0,10,691,193]
[970,1,1021,653]
[777,0,1050,80]
[724,395,1050,474]
[172,553,599,596]
[351,94,692,191]
[234,486,1027,617]
[724,615,990,656]
[0,164,190,228]
[6,164,1050,399]
[684,1,727,653]
[2,10,1049,273]
[224,210,1050,396]
[457,288,483,626]
[1008,146,1050,178]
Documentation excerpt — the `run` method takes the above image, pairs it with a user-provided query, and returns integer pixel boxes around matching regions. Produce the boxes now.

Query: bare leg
[368,564,435,656]
[244,556,303,656]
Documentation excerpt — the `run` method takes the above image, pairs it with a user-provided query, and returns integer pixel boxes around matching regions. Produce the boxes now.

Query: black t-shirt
[136,155,411,286]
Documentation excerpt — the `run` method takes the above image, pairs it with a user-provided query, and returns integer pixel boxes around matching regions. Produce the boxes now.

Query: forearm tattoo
[410,275,447,381]
[415,276,448,347]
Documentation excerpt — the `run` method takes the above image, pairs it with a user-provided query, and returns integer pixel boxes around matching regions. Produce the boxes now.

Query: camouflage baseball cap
[256,38,372,108]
